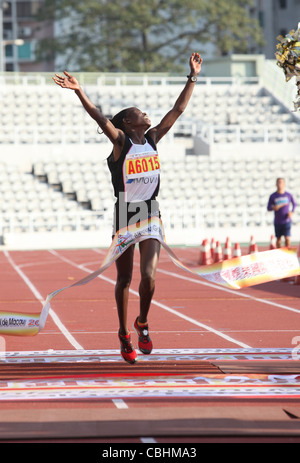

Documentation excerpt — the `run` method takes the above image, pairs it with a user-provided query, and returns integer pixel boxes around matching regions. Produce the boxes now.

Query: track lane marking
[140,437,158,443]
[4,251,83,350]
[93,248,300,314]
[112,399,129,409]
[50,250,251,349]
[157,267,300,315]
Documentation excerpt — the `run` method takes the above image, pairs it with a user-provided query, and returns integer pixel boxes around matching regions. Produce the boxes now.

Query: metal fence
[1,205,297,236]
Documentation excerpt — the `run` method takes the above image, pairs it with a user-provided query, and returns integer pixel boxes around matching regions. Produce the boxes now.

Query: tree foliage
[36,0,264,72]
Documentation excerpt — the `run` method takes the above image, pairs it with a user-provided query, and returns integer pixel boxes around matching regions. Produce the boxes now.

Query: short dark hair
[98,108,129,136]
[110,109,129,132]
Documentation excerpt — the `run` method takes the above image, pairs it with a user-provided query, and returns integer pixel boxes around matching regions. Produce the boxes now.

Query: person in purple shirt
[267,178,297,248]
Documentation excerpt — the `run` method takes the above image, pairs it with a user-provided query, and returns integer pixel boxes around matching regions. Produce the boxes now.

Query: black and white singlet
[107,134,161,234]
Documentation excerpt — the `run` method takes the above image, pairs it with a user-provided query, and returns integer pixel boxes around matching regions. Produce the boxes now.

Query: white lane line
[112,399,129,409]
[50,250,251,349]
[157,267,300,315]
[140,437,158,443]
[4,251,83,350]
[95,247,300,314]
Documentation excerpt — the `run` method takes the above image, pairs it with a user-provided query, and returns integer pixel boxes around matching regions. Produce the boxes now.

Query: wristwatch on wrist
[187,75,197,82]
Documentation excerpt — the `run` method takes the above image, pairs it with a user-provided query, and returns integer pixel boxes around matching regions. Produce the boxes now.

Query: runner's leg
[138,239,161,323]
[115,244,135,335]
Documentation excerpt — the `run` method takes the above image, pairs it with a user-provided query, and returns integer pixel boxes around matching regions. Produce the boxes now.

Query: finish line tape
[1,216,299,336]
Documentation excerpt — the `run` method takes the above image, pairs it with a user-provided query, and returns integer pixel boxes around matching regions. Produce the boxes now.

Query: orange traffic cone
[223,237,232,260]
[214,241,223,263]
[199,239,213,265]
[249,235,258,254]
[295,244,300,285]
[233,242,242,258]
[270,235,276,250]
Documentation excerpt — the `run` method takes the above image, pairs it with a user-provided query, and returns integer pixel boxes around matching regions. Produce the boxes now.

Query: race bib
[125,152,160,179]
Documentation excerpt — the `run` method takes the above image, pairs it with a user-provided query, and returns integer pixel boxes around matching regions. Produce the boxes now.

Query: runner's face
[276,178,285,192]
[126,107,151,128]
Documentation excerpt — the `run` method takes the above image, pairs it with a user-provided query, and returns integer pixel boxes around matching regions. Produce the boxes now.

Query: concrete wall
[203,55,266,78]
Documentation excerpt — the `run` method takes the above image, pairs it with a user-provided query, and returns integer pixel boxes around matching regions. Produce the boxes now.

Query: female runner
[53,53,202,364]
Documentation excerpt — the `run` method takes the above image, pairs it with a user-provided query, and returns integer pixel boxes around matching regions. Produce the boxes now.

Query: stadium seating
[0,162,96,236]
[1,81,299,144]
[29,154,300,229]
[0,72,299,246]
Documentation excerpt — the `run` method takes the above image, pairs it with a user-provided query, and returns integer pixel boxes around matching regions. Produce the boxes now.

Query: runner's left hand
[189,53,203,75]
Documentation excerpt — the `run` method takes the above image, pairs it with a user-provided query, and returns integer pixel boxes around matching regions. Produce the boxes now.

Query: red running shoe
[133,317,153,355]
[118,331,138,365]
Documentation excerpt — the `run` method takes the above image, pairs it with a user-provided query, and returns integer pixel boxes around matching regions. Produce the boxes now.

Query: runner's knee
[116,274,132,289]
[140,273,156,293]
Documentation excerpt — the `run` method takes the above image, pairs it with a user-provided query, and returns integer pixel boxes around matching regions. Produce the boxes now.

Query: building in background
[253,0,300,58]
[0,0,53,72]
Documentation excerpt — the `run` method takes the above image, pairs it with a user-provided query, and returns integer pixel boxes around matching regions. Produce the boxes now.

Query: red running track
[1,245,299,353]
[1,246,300,443]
